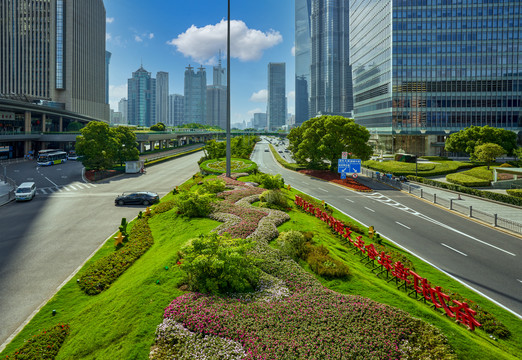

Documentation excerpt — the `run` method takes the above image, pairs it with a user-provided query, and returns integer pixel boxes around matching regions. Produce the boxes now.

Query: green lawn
[2,184,521,359]
[363,159,476,176]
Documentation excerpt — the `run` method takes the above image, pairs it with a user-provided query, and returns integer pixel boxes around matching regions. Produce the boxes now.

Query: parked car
[264,149,269,152]
[15,182,36,201]
[115,191,159,206]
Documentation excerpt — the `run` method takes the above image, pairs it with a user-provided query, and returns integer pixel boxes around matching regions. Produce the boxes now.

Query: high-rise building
[127,66,156,127]
[184,65,207,125]
[168,94,184,127]
[105,51,111,104]
[253,113,267,130]
[156,71,169,125]
[295,0,312,125]
[207,60,227,129]
[267,62,286,131]
[118,98,128,124]
[350,0,522,156]
[0,0,109,121]
[310,0,353,118]
[213,56,227,87]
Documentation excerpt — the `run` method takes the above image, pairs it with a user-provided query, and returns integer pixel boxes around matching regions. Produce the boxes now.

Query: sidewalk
[0,181,14,206]
[361,168,522,236]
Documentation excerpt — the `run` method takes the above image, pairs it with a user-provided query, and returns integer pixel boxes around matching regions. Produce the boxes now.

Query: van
[15,182,36,201]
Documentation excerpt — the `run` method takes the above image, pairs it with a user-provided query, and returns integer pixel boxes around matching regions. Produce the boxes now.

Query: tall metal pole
[225,0,231,177]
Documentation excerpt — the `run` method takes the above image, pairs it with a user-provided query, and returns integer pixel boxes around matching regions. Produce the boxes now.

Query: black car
[115,191,159,206]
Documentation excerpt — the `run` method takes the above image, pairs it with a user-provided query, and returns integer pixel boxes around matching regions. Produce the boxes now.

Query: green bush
[174,192,214,218]
[152,200,176,215]
[251,173,285,189]
[277,230,308,261]
[420,156,449,161]
[78,218,153,295]
[307,252,350,279]
[407,176,522,206]
[506,189,522,198]
[260,189,289,210]
[4,324,70,359]
[364,160,475,177]
[446,173,491,187]
[179,233,261,294]
[198,179,226,194]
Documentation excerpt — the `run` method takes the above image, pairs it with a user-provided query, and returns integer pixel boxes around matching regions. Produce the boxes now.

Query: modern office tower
[267,63,286,131]
[184,65,207,125]
[0,0,109,121]
[118,98,128,124]
[253,113,267,130]
[110,109,124,125]
[168,94,184,127]
[127,66,156,127]
[206,85,227,129]
[213,56,227,87]
[310,0,353,118]
[295,0,312,125]
[350,0,522,156]
[156,71,169,125]
[105,51,111,104]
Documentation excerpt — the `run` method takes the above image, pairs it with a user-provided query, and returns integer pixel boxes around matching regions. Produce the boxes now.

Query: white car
[15,182,36,201]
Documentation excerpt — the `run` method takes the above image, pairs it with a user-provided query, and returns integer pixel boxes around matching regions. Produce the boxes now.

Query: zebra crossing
[36,182,97,195]
[363,192,422,216]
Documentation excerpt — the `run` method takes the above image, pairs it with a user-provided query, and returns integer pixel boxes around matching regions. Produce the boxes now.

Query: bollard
[450,199,453,210]
[494,214,498,227]
[469,206,472,217]
[408,184,411,193]
[420,189,423,198]
[433,194,437,203]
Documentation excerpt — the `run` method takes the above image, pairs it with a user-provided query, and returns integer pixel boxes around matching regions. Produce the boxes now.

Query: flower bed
[3,324,70,359]
[298,169,372,192]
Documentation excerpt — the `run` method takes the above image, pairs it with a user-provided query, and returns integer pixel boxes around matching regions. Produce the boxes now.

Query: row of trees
[203,135,257,160]
[288,115,373,172]
[76,122,139,170]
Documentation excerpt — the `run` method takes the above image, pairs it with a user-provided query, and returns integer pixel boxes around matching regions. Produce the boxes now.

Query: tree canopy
[474,143,506,169]
[76,122,139,170]
[288,115,372,171]
[150,122,166,131]
[203,135,257,160]
[444,126,517,159]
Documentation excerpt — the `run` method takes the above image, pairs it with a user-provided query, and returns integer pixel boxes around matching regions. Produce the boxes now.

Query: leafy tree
[444,126,517,159]
[474,143,506,169]
[150,122,166,131]
[113,126,139,165]
[203,135,258,160]
[288,115,372,171]
[179,233,261,294]
[75,121,118,170]
[514,147,522,162]
[67,121,83,132]
[174,191,214,218]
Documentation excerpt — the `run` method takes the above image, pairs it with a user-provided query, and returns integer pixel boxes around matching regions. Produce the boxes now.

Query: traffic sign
[342,152,348,159]
[352,173,358,179]
[338,158,361,174]
[341,172,347,179]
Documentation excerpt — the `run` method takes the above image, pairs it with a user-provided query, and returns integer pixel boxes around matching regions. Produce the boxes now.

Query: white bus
[37,151,68,166]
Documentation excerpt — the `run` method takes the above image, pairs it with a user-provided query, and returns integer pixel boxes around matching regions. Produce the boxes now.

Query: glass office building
[184,65,207,125]
[350,0,522,155]
[127,66,156,127]
[295,0,312,125]
[267,63,287,131]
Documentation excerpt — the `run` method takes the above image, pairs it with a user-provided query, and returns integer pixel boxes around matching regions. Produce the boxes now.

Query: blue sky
[104,0,296,126]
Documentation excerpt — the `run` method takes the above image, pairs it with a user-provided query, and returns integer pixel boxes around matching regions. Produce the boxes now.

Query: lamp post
[225,0,231,177]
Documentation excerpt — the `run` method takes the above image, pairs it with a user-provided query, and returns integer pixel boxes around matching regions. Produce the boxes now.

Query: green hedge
[507,189,522,198]
[78,217,153,295]
[144,147,203,167]
[4,324,70,359]
[407,176,522,207]
[269,144,307,171]
[199,157,258,174]
[363,160,476,177]
[446,173,491,187]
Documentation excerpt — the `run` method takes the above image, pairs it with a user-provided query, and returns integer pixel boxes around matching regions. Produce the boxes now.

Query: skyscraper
[156,71,169,125]
[168,94,184,127]
[0,0,109,121]
[105,51,112,105]
[310,0,353,118]
[118,98,128,124]
[350,0,522,155]
[295,0,312,125]
[207,60,227,129]
[267,62,286,131]
[253,113,267,130]
[127,66,156,127]
[184,65,207,125]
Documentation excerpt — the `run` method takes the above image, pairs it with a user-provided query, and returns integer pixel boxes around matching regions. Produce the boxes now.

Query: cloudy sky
[104,0,295,125]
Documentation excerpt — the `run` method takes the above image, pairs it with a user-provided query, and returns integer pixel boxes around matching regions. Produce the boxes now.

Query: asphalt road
[0,151,203,348]
[253,138,522,319]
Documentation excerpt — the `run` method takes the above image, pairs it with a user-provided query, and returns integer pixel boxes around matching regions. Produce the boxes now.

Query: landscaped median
[1,173,521,359]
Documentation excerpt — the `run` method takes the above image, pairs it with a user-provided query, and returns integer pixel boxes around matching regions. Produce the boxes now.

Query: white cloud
[108,84,128,110]
[247,108,264,118]
[134,35,143,42]
[149,33,154,39]
[250,89,267,103]
[106,17,114,24]
[134,32,154,43]
[167,19,283,64]
[106,33,112,41]
[291,45,295,56]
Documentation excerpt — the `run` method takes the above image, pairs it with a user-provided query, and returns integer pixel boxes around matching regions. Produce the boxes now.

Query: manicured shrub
[178,232,261,294]
[152,200,176,214]
[174,192,214,218]
[251,173,285,189]
[506,189,522,198]
[499,163,514,167]
[4,324,70,360]
[446,173,490,187]
[259,189,289,210]
[277,230,308,261]
[198,178,226,194]
[307,252,350,278]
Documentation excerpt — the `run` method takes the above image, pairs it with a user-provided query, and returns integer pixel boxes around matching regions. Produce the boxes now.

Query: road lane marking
[68,185,78,190]
[441,243,468,256]
[364,207,375,212]
[517,279,522,284]
[396,222,411,229]
[44,176,58,187]
[39,188,47,194]
[345,198,354,203]
[318,188,328,192]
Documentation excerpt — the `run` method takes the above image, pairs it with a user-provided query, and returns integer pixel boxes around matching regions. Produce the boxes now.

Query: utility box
[125,160,144,174]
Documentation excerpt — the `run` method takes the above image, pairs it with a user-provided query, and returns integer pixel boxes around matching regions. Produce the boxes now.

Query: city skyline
[104,0,295,124]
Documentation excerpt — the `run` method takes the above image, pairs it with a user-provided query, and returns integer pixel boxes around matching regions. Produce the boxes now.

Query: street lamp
[225,0,231,177]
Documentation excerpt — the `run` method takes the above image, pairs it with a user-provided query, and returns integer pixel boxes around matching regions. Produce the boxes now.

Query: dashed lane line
[441,243,468,257]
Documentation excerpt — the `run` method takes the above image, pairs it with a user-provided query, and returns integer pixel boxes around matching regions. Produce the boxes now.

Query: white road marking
[441,243,468,256]
[68,185,78,190]
[64,186,71,192]
[364,207,375,212]
[318,188,328,192]
[345,198,354,203]
[395,221,411,229]
[517,279,522,284]
[39,188,47,194]
[44,176,58,187]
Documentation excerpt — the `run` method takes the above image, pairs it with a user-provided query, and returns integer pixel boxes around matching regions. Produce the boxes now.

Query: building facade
[350,0,522,155]
[127,66,156,127]
[184,65,207,125]
[105,51,111,104]
[310,0,353,118]
[118,98,128,124]
[0,0,109,121]
[206,61,227,129]
[156,71,169,125]
[267,62,286,131]
[168,94,184,127]
[253,113,267,130]
[295,0,312,125]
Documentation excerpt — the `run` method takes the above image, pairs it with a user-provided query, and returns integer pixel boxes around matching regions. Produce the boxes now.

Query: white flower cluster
[208,212,241,235]
[150,319,246,360]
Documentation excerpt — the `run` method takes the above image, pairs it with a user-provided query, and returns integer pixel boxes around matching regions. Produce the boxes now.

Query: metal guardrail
[362,168,522,235]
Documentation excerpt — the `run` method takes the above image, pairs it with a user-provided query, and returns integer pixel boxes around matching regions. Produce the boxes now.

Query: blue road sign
[341,172,347,179]
[338,159,361,173]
